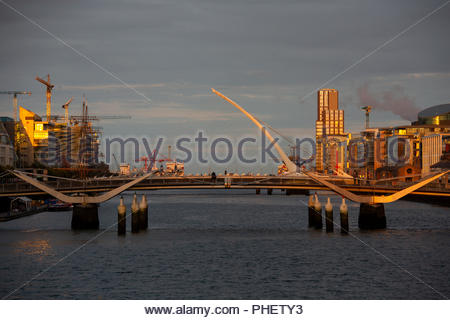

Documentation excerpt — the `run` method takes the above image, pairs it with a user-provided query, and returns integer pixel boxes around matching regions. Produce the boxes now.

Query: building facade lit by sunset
[346,103,450,181]
[315,88,346,173]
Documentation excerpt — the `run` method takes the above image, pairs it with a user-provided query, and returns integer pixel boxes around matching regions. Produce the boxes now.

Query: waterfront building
[414,103,450,126]
[346,103,450,181]
[0,122,14,167]
[422,134,447,174]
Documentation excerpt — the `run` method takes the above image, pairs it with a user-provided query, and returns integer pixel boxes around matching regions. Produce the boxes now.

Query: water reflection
[14,239,51,260]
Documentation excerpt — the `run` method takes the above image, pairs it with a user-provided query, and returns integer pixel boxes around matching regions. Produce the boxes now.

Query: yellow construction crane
[362,105,372,129]
[36,74,54,122]
[61,97,73,123]
[0,91,32,121]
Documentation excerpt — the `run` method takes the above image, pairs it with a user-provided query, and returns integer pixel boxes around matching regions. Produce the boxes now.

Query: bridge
[1,169,448,230]
[2,171,449,202]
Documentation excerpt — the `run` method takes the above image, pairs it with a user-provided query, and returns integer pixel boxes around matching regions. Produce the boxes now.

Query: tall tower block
[316,89,344,172]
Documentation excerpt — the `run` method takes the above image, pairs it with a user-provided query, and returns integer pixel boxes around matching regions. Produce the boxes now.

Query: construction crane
[69,114,131,121]
[136,156,151,172]
[50,114,131,123]
[361,105,372,129]
[136,148,173,173]
[137,150,159,173]
[51,113,131,122]
[36,74,54,122]
[61,97,73,123]
[0,91,31,121]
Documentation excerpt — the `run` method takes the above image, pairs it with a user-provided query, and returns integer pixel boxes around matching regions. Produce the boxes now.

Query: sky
[0,0,449,172]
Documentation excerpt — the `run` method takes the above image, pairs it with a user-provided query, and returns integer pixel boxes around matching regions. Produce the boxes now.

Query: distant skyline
[0,0,449,170]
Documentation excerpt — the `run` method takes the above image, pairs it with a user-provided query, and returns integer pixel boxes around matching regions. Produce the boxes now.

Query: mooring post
[308,194,314,228]
[325,197,334,233]
[117,196,126,235]
[313,193,323,230]
[340,198,348,234]
[139,194,148,230]
[358,203,386,230]
[131,193,140,233]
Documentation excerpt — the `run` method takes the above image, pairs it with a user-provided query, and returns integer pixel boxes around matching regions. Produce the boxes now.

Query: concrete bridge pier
[325,198,334,233]
[358,203,386,230]
[307,194,314,228]
[139,194,148,230]
[340,198,348,234]
[286,189,309,195]
[71,203,99,230]
[131,193,140,233]
[313,194,323,230]
[117,196,126,235]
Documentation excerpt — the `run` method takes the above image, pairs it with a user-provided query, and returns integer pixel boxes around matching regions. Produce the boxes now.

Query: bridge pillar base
[267,188,273,195]
[72,204,99,230]
[358,203,386,230]
[286,189,309,195]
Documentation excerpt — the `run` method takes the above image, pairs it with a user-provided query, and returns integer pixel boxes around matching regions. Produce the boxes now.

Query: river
[0,190,448,299]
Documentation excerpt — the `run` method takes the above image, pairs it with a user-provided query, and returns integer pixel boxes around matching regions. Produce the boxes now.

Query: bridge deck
[1,175,449,199]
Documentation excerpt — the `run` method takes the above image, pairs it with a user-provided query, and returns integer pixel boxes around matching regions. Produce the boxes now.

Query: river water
[0,190,449,299]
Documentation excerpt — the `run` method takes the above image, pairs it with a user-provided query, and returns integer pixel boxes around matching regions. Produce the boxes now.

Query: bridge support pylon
[358,203,386,230]
[71,203,99,230]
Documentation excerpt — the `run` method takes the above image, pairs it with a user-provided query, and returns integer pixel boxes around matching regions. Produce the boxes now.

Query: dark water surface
[0,190,449,299]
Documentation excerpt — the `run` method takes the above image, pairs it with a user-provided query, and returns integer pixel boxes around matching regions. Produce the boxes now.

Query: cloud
[137,107,239,122]
[357,83,420,122]
[405,72,450,79]
[87,100,239,123]
[238,93,275,100]
[61,83,166,91]
[272,127,315,139]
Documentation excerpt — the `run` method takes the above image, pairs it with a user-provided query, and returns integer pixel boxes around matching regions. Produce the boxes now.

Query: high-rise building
[315,89,345,172]
[317,88,338,119]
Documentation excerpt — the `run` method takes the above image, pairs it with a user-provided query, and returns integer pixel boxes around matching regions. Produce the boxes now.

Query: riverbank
[0,205,48,222]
